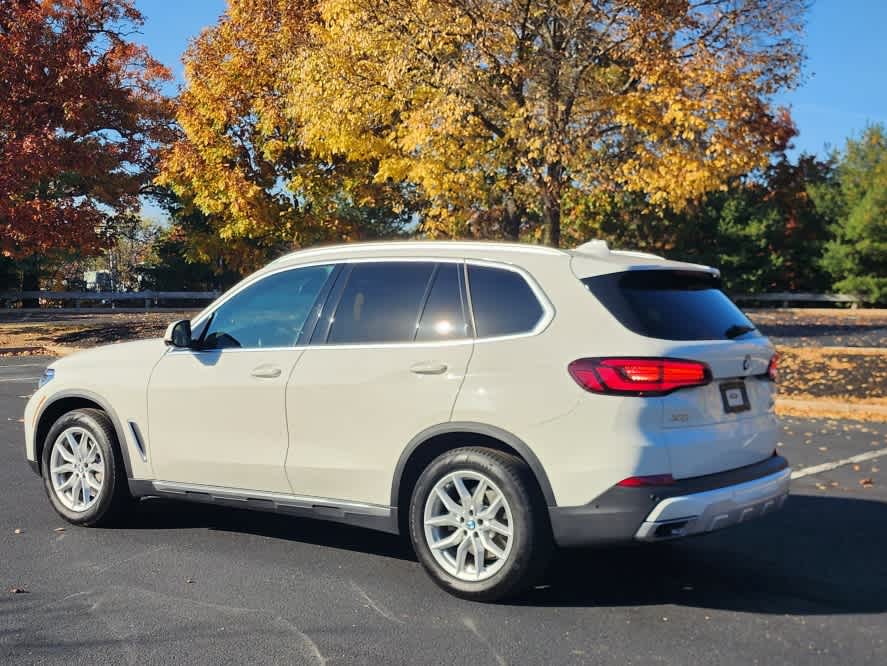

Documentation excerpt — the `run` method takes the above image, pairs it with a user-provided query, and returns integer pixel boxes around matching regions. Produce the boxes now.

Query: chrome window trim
[464,259,555,343]
[178,255,555,354]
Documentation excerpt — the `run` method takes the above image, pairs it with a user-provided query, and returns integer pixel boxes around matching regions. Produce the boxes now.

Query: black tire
[409,447,551,602]
[41,408,130,527]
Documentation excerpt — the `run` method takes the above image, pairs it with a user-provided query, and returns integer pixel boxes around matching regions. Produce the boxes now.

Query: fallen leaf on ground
[853,464,861,471]
[815,482,828,490]
[9,587,28,594]
[860,478,874,487]
[53,527,65,532]
[13,528,23,534]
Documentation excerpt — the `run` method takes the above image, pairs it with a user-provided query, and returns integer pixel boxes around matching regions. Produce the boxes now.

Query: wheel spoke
[80,477,91,506]
[471,536,485,579]
[87,462,104,473]
[479,492,502,519]
[435,487,461,514]
[453,476,472,506]
[425,514,460,529]
[58,475,78,491]
[430,530,464,551]
[454,537,470,575]
[471,479,487,506]
[479,532,505,560]
[51,463,74,475]
[65,432,81,459]
[85,473,102,492]
[56,444,76,463]
[486,519,512,538]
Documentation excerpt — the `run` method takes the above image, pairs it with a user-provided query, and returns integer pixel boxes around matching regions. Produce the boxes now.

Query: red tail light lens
[767,353,778,382]
[568,357,711,396]
[617,474,675,487]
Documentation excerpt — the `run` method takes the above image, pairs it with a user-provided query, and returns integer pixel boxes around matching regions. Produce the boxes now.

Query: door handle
[250,365,282,379]
[410,361,448,375]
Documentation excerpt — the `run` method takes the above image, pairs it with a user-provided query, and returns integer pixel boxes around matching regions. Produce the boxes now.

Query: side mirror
[164,320,192,348]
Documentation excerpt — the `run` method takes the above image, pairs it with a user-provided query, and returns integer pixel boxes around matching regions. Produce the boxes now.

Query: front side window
[199,264,334,349]
[327,262,435,344]
[468,265,545,338]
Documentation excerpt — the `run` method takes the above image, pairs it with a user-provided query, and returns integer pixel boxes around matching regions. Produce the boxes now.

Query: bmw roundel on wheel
[24,240,788,601]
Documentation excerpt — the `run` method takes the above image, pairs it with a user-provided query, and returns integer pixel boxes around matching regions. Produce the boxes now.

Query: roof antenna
[574,239,610,255]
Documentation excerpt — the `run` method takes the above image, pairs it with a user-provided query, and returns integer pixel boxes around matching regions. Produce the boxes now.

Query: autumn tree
[296,0,803,246]
[0,0,174,260]
[159,0,417,272]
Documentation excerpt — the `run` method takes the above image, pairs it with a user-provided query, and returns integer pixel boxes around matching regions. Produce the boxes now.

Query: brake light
[617,474,675,487]
[767,353,778,382]
[568,357,711,396]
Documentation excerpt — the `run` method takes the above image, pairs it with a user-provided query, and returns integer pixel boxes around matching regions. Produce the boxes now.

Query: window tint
[200,265,334,349]
[582,270,760,341]
[415,263,470,341]
[327,262,435,344]
[468,265,544,338]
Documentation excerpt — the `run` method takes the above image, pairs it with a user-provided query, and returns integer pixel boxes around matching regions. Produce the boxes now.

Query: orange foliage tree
[0,0,173,259]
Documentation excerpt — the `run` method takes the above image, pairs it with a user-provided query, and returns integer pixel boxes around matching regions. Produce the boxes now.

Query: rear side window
[415,264,470,341]
[582,270,759,341]
[328,262,434,344]
[468,265,544,338]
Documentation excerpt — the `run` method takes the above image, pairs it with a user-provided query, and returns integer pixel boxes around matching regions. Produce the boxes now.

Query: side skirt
[128,480,399,535]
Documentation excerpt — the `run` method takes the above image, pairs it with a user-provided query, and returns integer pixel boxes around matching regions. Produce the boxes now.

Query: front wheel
[409,447,551,601]
[41,408,130,526]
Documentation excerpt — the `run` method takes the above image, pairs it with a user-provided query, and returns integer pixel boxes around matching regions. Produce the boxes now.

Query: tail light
[766,353,778,382]
[617,474,675,487]
[568,357,711,396]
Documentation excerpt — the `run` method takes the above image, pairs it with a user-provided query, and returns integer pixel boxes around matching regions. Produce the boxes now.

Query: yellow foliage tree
[295,0,803,246]
[159,0,416,271]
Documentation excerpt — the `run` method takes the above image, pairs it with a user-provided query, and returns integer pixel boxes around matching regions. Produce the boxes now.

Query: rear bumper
[550,454,789,547]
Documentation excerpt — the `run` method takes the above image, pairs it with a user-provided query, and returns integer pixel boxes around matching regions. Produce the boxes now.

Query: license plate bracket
[720,381,750,414]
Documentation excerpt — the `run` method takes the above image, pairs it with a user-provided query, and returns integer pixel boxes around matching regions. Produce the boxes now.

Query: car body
[24,240,789,600]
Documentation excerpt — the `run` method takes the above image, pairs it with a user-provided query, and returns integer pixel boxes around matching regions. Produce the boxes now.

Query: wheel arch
[391,422,557,533]
[34,391,133,478]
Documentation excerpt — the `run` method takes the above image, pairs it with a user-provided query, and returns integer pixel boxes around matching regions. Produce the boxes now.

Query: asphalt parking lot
[2,356,886,664]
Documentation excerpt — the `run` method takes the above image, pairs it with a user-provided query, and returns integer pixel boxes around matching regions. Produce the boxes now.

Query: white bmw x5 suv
[24,240,789,601]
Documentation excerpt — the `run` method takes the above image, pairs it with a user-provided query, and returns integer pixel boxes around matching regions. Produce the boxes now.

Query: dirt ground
[1,307,885,420]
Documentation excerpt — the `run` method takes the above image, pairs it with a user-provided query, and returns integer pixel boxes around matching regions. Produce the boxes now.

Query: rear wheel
[409,447,551,601]
[41,408,130,526]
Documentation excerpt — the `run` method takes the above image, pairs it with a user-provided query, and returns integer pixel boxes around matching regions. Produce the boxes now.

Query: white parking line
[791,448,887,480]
[0,376,40,383]
[0,364,48,370]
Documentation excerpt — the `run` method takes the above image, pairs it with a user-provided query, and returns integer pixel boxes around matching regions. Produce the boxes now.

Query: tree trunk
[502,196,520,240]
[21,261,40,308]
[541,164,563,248]
[541,195,560,247]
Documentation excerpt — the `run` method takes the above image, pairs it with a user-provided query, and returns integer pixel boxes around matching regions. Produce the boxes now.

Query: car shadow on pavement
[121,493,885,614]
[523,494,887,614]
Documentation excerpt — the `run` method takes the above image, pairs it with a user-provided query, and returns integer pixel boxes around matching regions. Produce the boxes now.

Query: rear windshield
[582,270,760,341]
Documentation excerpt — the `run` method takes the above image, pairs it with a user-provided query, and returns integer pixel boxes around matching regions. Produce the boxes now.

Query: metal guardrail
[0,290,863,310]
[0,291,220,310]
[733,292,861,307]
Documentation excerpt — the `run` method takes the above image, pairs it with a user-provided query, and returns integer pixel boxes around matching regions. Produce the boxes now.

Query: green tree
[821,125,887,303]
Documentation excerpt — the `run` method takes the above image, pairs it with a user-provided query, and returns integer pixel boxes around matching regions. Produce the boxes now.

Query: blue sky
[135,0,886,218]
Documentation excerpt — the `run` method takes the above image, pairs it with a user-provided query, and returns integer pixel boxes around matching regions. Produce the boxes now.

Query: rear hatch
[582,269,778,479]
